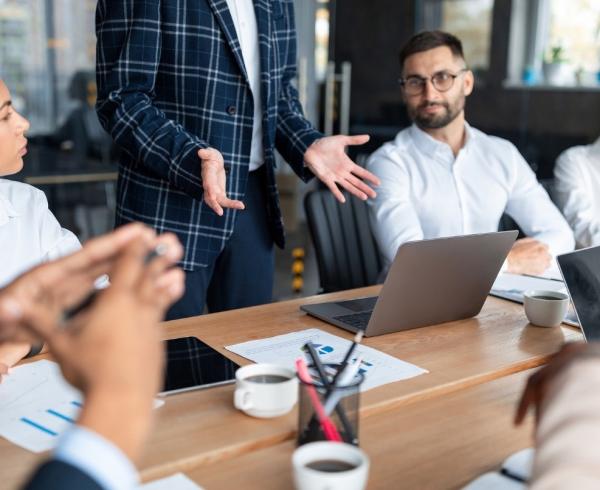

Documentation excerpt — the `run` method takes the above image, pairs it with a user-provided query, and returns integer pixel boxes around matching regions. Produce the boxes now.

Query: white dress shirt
[366,124,575,272]
[0,179,81,288]
[54,425,138,490]
[225,0,264,171]
[554,137,600,248]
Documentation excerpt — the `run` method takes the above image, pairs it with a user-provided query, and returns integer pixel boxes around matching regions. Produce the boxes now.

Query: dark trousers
[165,167,274,320]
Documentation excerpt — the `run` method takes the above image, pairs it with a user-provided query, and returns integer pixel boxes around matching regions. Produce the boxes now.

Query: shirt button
[227,105,237,115]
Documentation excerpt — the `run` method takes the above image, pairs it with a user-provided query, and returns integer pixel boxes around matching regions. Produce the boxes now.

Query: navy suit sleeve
[95,0,206,201]
[274,0,323,182]
[22,460,104,490]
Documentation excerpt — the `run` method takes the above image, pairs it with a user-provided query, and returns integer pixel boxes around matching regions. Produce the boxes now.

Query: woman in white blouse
[0,78,81,372]
[554,137,600,248]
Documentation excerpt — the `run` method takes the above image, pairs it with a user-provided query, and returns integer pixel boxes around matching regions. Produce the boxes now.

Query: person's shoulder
[367,128,413,168]
[556,144,589,168]
[0,180,48,210]
[469,126,519,154]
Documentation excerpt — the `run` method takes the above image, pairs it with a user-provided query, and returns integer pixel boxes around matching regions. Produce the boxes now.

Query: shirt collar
[409,122,474,164]
[0,185,19,227]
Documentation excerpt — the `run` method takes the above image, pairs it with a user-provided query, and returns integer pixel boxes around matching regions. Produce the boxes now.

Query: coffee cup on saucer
[292,441,370,490]
[523,289,569,328]
[234,363,298,418]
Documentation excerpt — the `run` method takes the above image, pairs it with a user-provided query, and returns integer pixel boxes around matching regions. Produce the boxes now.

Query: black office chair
[304,189,382,293]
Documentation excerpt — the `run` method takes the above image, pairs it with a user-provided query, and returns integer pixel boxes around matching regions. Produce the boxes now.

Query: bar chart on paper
[0,360,82,452]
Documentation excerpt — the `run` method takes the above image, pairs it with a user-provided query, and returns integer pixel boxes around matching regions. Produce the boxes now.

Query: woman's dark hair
[399,30,465,71]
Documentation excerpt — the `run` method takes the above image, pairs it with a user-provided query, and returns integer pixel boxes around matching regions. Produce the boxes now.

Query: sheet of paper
[491,273,579,326]
[492,273,566,298]
[226,328,428,391]
[462,473,525,490]
[0,360,164,453]
[0,360,81,453]
[140,473,203,490]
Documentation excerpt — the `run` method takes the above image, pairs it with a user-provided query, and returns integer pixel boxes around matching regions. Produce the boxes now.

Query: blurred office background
[1,0,599,299]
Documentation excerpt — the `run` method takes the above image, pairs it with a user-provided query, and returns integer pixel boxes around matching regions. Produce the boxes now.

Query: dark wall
[329,0,416,125]
[330,0,600,176]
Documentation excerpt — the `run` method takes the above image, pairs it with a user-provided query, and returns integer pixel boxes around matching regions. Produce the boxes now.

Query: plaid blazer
[96,0,322,270]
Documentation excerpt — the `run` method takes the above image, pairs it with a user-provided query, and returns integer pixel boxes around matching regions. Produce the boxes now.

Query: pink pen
[295,358,343,443]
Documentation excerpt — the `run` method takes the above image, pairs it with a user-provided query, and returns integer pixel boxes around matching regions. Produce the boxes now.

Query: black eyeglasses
[398,69,468,95]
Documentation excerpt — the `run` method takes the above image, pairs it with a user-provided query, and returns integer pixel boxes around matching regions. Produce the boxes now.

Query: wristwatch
[24,343,43,358]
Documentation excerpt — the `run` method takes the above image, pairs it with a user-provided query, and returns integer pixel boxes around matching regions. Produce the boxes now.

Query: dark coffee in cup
[533,295,561,301]
[305,459,357,472]
[244,374,291,384]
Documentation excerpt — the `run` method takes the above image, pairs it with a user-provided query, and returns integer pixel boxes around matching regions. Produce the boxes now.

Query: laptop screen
[558,246,600,341]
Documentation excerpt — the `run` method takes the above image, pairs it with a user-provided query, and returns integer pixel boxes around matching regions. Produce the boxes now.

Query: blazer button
[227,105,237,115]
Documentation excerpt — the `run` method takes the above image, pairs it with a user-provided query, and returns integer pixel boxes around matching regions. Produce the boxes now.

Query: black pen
[304,341,356,444]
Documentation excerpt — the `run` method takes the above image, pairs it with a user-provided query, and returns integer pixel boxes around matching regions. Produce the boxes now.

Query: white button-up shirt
[54,426,138,490]
[0,179,81,288]
[554,137,600,248]
[226,0,264,171]
[366,123,575,271]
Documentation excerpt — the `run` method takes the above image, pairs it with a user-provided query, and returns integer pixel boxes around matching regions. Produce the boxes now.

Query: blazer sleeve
[274,0,323,181]
[95,0,206,201]
[22,460,104,490]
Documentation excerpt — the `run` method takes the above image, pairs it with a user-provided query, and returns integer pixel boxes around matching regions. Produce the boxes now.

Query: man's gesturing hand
[303,134,381,203]
[198,148,245,216]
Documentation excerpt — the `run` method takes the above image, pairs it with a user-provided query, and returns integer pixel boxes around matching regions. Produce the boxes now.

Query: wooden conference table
[2,286,583,489]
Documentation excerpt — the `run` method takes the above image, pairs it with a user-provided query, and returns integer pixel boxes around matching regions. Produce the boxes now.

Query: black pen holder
[297,363,364,446]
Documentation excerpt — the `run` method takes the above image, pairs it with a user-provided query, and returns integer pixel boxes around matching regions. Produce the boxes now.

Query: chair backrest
[304,189,382,293]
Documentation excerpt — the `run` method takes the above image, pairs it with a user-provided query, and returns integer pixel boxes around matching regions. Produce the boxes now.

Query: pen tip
[355,330,364,342]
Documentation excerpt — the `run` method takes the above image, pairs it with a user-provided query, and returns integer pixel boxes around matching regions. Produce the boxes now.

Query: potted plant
[543,45,574,85]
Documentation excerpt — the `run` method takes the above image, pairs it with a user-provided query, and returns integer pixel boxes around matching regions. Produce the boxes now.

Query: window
[315,0,330,83]
[0,0,97,132]
[417,0,495,77]
[508,0,600,87]
[546,0,600,81]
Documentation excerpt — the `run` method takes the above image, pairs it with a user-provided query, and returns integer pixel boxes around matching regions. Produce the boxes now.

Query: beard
[408,94,465,130]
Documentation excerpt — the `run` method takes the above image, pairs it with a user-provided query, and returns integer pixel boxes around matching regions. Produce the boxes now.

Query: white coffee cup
[523,289,569,327]
[234,363,298,418]
[292,441,370,490]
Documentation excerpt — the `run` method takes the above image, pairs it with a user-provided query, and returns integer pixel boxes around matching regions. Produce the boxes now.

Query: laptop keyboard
[332,311,373,330]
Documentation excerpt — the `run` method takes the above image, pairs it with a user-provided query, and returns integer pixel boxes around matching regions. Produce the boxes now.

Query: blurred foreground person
[0,224,184,489]
[516,342,600,489]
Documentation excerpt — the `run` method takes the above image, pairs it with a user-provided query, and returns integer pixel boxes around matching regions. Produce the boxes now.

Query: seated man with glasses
[367,30,574,276]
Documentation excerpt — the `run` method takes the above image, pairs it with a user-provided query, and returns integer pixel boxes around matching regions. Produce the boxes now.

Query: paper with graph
[0,360,81,452]
[226,328,428,391]
[0,360,164,453]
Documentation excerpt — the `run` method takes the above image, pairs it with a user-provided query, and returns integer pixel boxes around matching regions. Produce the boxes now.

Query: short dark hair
[399,31,465,72]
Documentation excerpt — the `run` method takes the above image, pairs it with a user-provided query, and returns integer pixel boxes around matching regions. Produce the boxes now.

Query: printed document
[226,328,428,391]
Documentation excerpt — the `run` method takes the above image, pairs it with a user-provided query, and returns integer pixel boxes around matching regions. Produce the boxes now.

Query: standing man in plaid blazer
[95,0,380,319]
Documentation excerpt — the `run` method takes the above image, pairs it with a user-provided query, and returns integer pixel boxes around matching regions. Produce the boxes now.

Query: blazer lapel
[207,0,250,84]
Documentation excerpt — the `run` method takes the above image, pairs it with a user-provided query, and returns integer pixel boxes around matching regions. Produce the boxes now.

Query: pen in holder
[297,363,364,446]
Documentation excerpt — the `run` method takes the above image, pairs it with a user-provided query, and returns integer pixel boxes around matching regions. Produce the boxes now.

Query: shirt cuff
[53,425,139,490]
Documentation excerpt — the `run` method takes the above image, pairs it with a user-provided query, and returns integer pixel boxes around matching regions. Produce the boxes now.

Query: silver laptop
[557,245,600,342]
[301,231,518,337]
